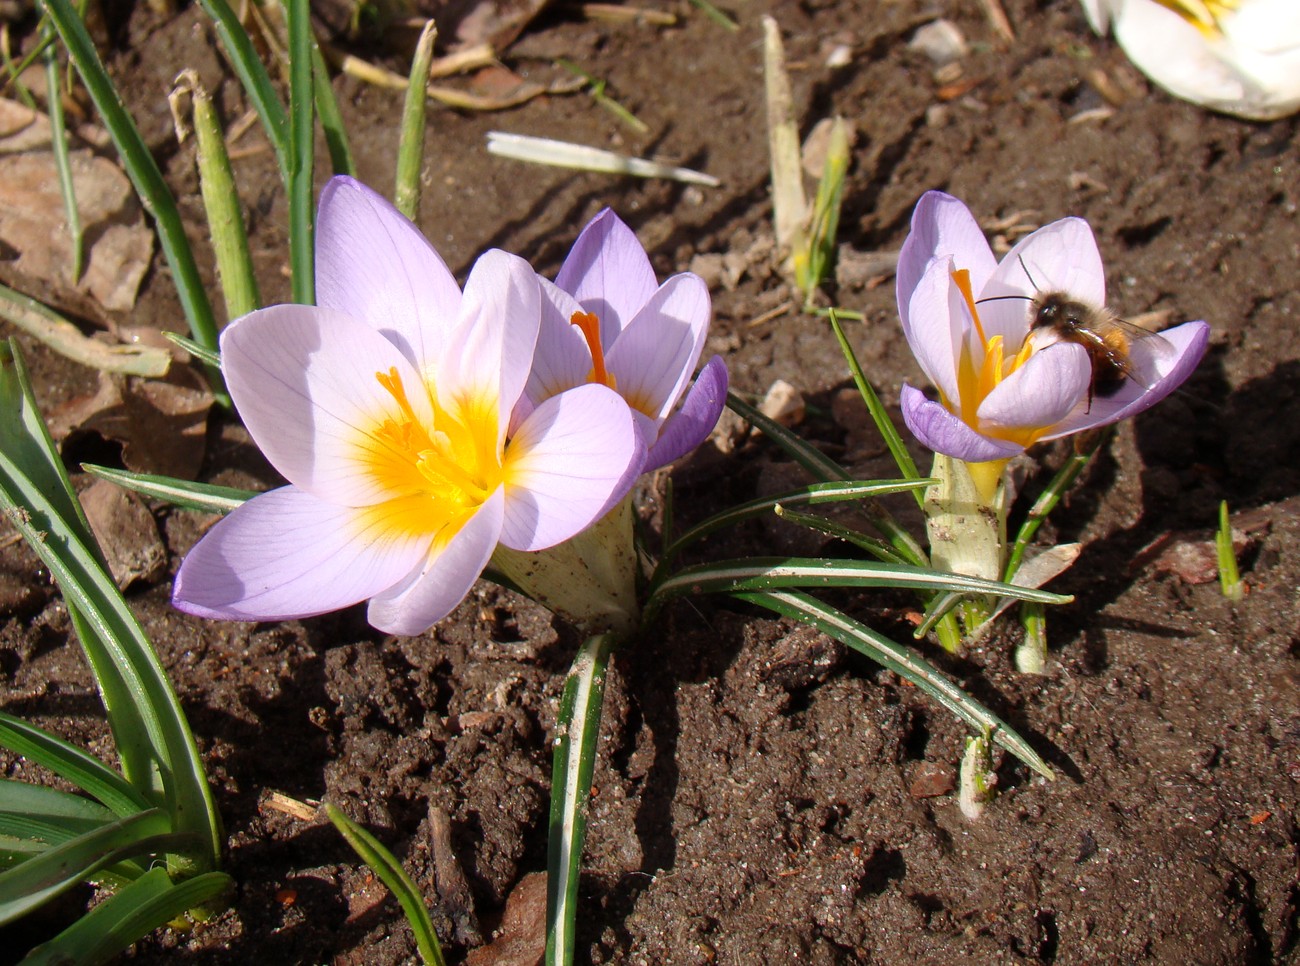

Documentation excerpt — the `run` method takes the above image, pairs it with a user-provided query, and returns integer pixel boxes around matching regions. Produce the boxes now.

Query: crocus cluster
[897,191,1209,469]
[1081,0,1300,120]
[173,177,725,636]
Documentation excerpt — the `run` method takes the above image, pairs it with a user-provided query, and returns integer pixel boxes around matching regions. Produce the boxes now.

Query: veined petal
[645,355,729,471]
[555,209,658,344]
[367,489,505,636]
[901,384,1024,462]
[607,272,711,427]
[988,217,1107,313]
[500,384,642,551]
[172,487,430,621]
[439,250,541,433]
[905,256,964,405]
[221,303,434,505]
[977,341,1092,431]
[1044,319,1210,438]
[525,277,595,409]
[314,176,460,374]
[897,191,998,332]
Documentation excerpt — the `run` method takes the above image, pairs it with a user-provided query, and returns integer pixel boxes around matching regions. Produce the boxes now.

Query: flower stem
[924,454,1007,640]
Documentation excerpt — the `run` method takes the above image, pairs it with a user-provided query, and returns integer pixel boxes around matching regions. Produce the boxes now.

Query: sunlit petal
[897,191,998,333]
[314,176,460,372]
[501,385,642,551]
[556,208,659,343]
[978,342,1092,432]
[172,487,430,621]
[901,385,1024,462]
[367,489,505,636]
[645,355,729,470]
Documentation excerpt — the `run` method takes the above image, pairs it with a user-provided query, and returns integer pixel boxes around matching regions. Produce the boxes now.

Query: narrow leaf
[81,464,255,515]
[738,590,1055,779]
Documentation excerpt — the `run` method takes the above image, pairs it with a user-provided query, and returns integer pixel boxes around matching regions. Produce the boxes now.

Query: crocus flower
[897,191,1209,469]
[513,208,728,478]
[173,177,640,636]
[1081,0,1300,120]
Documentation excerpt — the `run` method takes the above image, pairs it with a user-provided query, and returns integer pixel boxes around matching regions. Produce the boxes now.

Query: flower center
[365,366,502,541]
[570,311,617,390]
[950,269,1037,445]
[1154,0,1237,35]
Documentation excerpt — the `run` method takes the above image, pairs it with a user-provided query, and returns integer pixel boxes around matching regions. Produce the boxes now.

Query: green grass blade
[163,332,220,369]
[771,504,913,565]
[395,21,437,220]
[1216,500,1243,600]
[827,309,923,500]
[180,73,260,321]
[0,713,150,817]
[1003,433,1103,583]
[81,465,255,514]
[325,805,445,966]
[38,0,226,402]
[738,590,1054,780]
[726,391,928,565]
[41,22,83,284]
[546,632,618,966]
[194,0,289,172]
[0,780,114,829]
[313,42,354,176]
[21,867,233,966]
[0,343,222,870]
[0,808,175,924]
[287,0,314,305]
[652,557,1073,605]
[663,479,930,563]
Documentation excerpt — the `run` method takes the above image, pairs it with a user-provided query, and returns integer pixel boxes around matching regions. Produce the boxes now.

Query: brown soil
[2,0,1298,962]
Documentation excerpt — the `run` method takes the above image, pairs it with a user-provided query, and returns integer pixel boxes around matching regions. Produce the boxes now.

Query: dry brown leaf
[81,478,166,589]
[464,872,546,966]
[52,370,213,479]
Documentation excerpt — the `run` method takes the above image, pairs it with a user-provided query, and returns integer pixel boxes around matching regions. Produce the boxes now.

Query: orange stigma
[570,311,616,389]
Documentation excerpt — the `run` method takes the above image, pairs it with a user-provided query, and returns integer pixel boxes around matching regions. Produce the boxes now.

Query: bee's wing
[1099,316,1179,386]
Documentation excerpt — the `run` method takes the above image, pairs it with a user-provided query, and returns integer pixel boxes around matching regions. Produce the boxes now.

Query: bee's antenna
[1018,255,1042,292]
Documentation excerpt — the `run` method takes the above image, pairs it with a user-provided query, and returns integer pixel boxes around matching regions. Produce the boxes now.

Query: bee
[983,260,1175,411]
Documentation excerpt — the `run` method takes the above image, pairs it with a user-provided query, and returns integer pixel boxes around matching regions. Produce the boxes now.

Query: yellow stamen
[362,367,502,542]
[570,311,616,389]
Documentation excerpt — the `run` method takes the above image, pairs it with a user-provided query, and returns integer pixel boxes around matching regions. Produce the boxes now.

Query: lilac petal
[904,257,964,405]
[315,176,460,373]
[901,384,1024,462]
[644,355,729,471]
[439,250,540,431]
[221,304,433,506]
[989,217,1106,309]
[977,341,1092,432]
[524,277,595,411]
[607,272,711,427]
[367,489,505,636]
[555,209,658,344]
[500,384,642,552]
[1044,320,1209,439]
[172,487,430,622]
[897,191,998,331]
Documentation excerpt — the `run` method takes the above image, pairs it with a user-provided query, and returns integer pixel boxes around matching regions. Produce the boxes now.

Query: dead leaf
[53,370,213,479]
[464,872,546,966]
[81,478,166,589]
[0,141,153,317]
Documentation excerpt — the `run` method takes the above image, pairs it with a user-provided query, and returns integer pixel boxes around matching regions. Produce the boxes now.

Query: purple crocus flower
[897,191,1210,464]
[512,209,728,477]
[173,177,641,636]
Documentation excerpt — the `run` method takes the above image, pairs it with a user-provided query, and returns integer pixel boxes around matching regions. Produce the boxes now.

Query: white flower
[1081,0,1300,120]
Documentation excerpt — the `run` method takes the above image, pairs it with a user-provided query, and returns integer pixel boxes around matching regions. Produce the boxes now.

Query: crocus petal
[555,209,659,344]
[500,384,642,552]
[977,341,1092,432]
[607,272,712,427]
[173,487,430,622]
[314,176,460,373]
[645,355,729,471]
[1043,319,1210,438]
[985,217,1106,326]
[904,256,965,405]
[900,384,1024,462]
[897,191,998,333]
[523,278,596,415]
[438,250,540,431]
[367,489,505,636]
[221,303,433,505]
